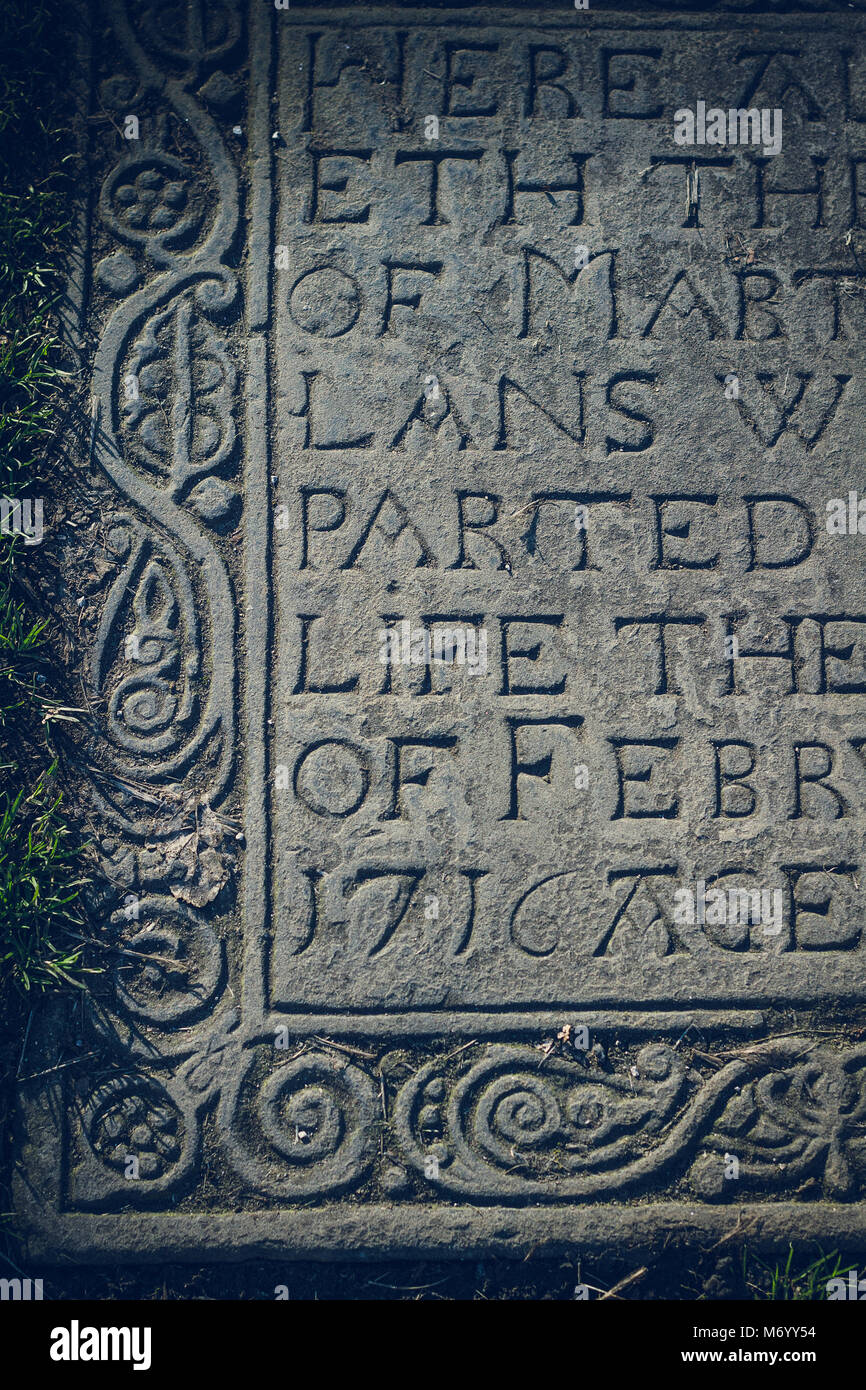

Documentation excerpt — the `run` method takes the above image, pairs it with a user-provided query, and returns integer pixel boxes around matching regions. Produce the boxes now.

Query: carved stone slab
[15,0,866,1263]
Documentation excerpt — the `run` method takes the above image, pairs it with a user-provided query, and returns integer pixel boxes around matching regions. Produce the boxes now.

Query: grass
[0,549,48,732]
[0,5,72,500]
[743,1245,856,1301]
[0,0,88,1010]
[0,0,94,1284]
[0,770,90,993]
[0,547,86,995]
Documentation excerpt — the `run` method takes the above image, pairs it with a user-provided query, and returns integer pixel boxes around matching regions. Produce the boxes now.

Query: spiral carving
[393,1043,721,1199]
[87,0,241,832]
[260,1072,345,1165]
[110,674,179,739]
[218,1050,379,1199]
[476,1076,562,1165]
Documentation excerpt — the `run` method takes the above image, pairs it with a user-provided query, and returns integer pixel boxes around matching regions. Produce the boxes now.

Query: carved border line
[22,1204,866,1265]
[240,0,274,1025]
[262,5,866,1031]
[44,0,252,1219]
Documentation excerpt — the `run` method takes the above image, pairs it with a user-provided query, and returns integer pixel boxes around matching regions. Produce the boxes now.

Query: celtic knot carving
[392,1041,866,1202]
[89,518,233,817]
[131,0,244,72]
[86,0,242,837]
[120,290,238,511]
[107,894,225,1026]
[64,1,245,1206]
[65,1029,866,1207]
[68,1070,202,1208]
[691,1044,866,1200]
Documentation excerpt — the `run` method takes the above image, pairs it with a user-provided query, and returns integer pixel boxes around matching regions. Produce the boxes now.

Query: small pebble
[381,1165,411,1196]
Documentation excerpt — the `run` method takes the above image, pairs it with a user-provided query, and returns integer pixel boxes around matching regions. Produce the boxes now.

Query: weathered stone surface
[15,0,866,1263]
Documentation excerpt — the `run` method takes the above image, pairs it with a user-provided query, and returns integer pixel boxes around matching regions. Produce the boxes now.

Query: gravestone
[15,0,866,1265]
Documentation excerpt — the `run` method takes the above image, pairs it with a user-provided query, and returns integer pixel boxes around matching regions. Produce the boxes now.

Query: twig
[65,931,181,969]
[707,1213,759,1251]
[505,499,543,523]
[598,1267,648,1300]
[17,1052,100,1084]
[440,1039,478,1063]
[15,1011,34,1079]
[312,1036,378,1061]
[88,396,99,467]
[365,1277,450,1291]
[87,767,185,812]
[692,1050,725,1069]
